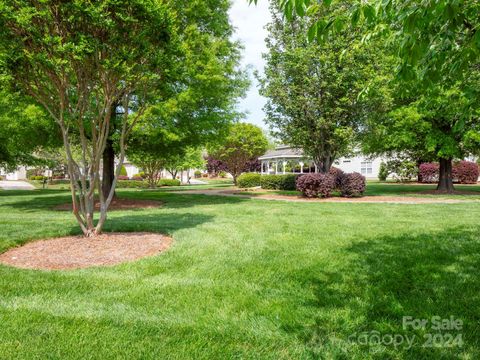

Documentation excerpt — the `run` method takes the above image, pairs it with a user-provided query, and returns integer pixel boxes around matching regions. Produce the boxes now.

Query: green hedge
[159,179,181,186]
[237,173,261,188]
[260,174,298,190]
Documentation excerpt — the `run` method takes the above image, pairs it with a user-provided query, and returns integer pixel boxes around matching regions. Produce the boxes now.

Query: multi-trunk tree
[0,0,177,236]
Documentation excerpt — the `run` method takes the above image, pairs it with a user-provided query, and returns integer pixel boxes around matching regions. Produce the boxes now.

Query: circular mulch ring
[54,198,162,211]
[0,232,172,270]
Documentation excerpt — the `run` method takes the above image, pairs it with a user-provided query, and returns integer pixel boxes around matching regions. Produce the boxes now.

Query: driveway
[0,180,35,190]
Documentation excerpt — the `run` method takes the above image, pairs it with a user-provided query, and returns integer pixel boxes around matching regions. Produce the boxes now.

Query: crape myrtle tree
[208,123,268,184]
[0,0,177,236]
[251,0,480,192]
[258,2,388,173]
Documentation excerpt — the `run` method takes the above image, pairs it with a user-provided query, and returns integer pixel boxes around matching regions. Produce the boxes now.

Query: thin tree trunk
[102,138,116,200]
[437,158,455,193]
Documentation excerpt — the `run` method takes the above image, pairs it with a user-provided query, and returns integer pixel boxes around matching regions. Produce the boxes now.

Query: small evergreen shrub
[295,173,335,198]
[378,162,389,181]
[339,172,366,197]
[159,179,181,186]
[117,180,147,188]
[328,167,345,189]
[260,174,298,190]
[219,171,227,178]
[453,161,479,184]
[237,173,261,188]
[133,172,146,179]
[419,163,439,183]
[29,175,46,181]
[120,165,128,176]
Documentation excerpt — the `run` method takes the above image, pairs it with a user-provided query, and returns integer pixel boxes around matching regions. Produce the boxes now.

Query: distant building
[258,145,385,179]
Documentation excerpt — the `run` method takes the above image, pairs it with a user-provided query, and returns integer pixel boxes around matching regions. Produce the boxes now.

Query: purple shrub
[419,163,439,183]
[453,161,479,184]
[328,166,345,189]
[296,173,335,198]
[339,172,366,197]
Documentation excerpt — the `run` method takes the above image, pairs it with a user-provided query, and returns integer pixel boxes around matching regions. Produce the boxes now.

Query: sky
[229,0,272,129]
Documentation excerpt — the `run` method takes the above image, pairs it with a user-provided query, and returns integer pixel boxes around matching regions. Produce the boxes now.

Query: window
[361,161,373,175]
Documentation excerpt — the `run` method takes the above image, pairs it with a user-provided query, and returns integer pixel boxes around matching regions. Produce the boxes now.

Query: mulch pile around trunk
[54,198,162,211]
[0,232,172,270]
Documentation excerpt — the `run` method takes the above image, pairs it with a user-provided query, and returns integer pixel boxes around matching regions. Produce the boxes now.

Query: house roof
[258,146,304,160]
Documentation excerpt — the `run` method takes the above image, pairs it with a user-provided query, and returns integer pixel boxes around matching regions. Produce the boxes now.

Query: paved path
[171,188,477,204]
[0,180,35,190]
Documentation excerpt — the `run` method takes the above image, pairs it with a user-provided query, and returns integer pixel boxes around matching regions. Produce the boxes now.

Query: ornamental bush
[117,180,147,188]
[339,172,366,197]
[453,161,479,184]
[328,166,345,189]
[194,170,202,178]
[378,162,389,181]
[295,173,335,198]
[237,173,261,188]
[159,179,181,186]
[419,163,439,183]
[118,175,129,181]
[260,174,298,190]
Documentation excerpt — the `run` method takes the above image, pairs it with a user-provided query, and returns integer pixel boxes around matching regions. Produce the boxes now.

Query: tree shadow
[289,226,480,359]
[102,211,214,236]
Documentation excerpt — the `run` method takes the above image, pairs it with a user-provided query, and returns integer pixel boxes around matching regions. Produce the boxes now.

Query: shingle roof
[258,146,304,160]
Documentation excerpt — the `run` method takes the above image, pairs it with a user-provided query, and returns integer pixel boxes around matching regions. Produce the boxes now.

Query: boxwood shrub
[295,173,335,198]
[159,179,181,187]
[237,173,261,188]
[260,174,298,190]
[339,172,366,197]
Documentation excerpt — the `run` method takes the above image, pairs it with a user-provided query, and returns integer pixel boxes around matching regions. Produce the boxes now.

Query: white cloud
[229,0,271,129]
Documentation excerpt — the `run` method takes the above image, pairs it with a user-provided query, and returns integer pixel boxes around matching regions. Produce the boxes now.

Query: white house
[258,145,385,179]
[0,166,27,180]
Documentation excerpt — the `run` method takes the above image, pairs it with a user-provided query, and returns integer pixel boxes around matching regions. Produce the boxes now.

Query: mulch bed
[54,198,162,211]
[0,232,172,270]
[418,189,480,195]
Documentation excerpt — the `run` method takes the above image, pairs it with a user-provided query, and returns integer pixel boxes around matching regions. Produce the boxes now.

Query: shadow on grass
[103,211,214,236]
[292,226,480,358]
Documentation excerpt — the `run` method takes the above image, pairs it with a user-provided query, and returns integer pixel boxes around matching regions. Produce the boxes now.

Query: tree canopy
[208,123,268,184]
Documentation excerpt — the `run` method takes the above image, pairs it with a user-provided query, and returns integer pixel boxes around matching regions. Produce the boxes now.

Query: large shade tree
[0,0,177,236]
[258,2,388,173]
[252,0,480,192]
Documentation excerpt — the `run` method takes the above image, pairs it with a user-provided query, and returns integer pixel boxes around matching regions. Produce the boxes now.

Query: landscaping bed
[0,232,172,270]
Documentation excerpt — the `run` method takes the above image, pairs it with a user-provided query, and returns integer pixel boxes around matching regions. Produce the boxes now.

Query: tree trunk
[102,138,116,200]
[437,158,455,193]
[416,159,423,183]
[314,156,333,174]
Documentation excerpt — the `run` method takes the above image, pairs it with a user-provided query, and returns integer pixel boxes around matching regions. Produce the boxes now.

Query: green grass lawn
[1,186,479,359]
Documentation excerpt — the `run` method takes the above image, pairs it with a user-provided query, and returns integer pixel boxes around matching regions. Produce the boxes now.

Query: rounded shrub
[159,179,181,186]
[295,173,335,198]
[419,163,439,183]
[118,175,129,181]
[194,170,202,178]
[219,171,227,178]
[260,174,298,190]
[339,172,366,197]
[237,173,261,188]
[453,161,479,184]
[328,166,345,189]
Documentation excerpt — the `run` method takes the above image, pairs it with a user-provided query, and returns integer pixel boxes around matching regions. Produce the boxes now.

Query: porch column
[283,160,286,174]
[274,161,278,174]
[300,162,304,174]
[261,161,264,174]
[314,164,318,173]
